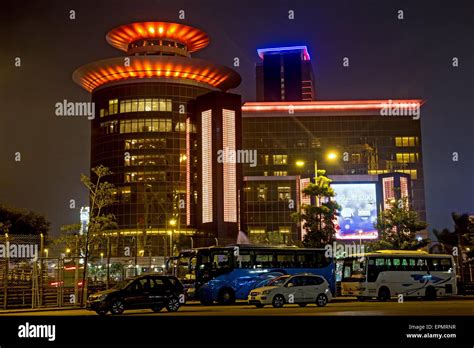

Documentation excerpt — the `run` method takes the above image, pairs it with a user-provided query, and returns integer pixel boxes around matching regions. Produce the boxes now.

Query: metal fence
[0,233,168,309]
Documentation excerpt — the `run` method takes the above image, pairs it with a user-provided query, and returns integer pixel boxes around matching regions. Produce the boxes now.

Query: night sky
[1,0,472,237]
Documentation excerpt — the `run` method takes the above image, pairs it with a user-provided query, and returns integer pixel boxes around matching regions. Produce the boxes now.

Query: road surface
[3,299,473,316]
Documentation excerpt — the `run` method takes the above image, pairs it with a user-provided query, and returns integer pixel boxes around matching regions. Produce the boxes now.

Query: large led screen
[331,183,378,240]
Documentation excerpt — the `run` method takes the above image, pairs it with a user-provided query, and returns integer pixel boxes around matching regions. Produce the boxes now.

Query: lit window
[396,153,418,163]
[257,186,267,201]
[273,155,288,165]
[277,186,291,201]
[273,171,288,176]
[108,99,118,115]
[395,136,418,147]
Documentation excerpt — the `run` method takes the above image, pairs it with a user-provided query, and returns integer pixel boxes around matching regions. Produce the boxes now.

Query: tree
[0,204,50,236]
[292,170,340,248]
[368,197,428,250]
[79,165,117,306]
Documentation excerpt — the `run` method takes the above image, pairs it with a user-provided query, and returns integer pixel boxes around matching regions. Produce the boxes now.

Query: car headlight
[262,290,271,295]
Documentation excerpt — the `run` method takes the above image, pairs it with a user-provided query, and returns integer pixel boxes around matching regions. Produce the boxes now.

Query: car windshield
[113,279,134,289]
[268,275,290,286]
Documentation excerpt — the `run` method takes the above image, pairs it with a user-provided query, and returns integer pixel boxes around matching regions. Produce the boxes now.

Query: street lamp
[169,218,177,258]
[296,151,339,206]
[44,248,49,258]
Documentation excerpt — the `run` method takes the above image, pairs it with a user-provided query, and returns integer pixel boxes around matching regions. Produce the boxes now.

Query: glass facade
[242,177,299,244]
[241,111,426,240]
[91,82,210,255]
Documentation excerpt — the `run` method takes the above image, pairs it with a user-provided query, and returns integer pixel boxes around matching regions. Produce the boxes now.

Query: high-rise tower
[73,22,242,256]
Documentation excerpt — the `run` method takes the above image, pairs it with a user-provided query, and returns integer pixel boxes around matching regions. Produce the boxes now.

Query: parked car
[87,275,184,315]
[248,274,332,308]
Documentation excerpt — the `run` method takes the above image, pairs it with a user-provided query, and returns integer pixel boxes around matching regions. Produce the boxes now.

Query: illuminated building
[241,46,426,244]
[73,21,242,255]
[256,46,315,101]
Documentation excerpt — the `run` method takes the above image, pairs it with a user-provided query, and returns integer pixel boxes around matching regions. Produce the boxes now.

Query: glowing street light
[295,160,305,168]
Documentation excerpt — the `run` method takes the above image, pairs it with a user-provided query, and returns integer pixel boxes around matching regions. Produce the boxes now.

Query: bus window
[408,258,416,271]
[297,251,329,268]
[211,251,231,269]
[392,258,401,271]
[401,258,408,271]
[275,252,296,268]
[255,251,274,268]
[416,258,427,270]
[236,251,252,268]
[440,258,452,271]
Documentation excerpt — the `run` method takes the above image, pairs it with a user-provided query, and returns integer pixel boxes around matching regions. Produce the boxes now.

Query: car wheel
[272,294,285,308]
[110,300,125,315]
[166,296,180,312]
[96,309,108,316]
[298,303,307,307]
[377,287,390,302]
[151,306,164,313]
[218,288,235,305]
[424,286,437,301]
[255,303,264,308]
[316,294,328,307]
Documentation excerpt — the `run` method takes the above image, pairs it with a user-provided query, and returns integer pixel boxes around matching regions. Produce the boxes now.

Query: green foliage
[292,170,341,248]
[0,204,50,235]
[433,213,474,259]
[368,197,428,251]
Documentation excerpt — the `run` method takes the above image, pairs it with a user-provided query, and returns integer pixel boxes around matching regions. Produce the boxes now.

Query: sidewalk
[0,306,83,314]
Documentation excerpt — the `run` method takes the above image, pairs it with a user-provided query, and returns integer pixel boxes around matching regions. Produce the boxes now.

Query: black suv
[87,275,184,315]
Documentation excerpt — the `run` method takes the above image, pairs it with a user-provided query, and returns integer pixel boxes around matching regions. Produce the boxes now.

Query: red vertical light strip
[201,110,213,223]
[186,117,191,226]
[223,109,237,222]
[382,177,395,210]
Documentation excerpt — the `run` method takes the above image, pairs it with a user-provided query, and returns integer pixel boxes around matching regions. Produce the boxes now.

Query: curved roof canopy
[106,21,209,53]
[73,55,241,92]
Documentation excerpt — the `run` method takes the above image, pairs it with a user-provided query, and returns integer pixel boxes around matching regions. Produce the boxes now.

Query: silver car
[248,274,332,308]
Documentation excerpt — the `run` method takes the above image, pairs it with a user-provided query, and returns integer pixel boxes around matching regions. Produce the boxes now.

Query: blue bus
[178,245,335,305]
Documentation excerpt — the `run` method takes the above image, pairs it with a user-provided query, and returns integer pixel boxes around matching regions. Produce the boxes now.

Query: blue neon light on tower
[256,45,315,101]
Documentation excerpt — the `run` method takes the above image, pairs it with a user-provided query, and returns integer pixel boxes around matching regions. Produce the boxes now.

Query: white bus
[341,250,456,301]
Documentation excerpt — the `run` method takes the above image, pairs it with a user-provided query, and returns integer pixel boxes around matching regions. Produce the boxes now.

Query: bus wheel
[218,288,235,305]
[424,286,437,301]
[272,294,285,308]
[377,287,390,302]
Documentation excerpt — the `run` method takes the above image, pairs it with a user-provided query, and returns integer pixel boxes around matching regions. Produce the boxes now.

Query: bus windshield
[176,251,196,281]
[342,257,367,282]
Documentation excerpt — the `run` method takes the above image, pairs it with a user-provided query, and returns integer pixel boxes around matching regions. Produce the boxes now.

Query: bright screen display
[331,183,378,240]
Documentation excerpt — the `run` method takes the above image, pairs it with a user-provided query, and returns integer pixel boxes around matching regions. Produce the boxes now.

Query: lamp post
[295,151,339,207]
[169,218,177,258]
